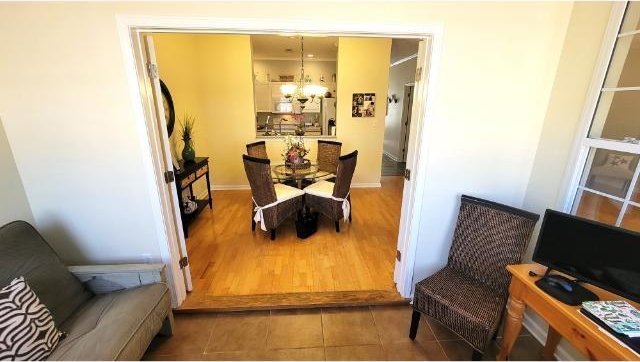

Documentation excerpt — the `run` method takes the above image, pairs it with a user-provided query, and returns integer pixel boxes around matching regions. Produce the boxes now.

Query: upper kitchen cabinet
[251,34,338,137]
[254,82,271,112]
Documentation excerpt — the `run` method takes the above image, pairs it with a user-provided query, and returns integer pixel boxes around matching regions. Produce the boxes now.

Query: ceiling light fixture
[280,37,326,111]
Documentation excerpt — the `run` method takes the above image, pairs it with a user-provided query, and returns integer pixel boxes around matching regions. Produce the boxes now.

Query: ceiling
[251,35,420,64]
[390,38,420,64]
[251,35,338,60]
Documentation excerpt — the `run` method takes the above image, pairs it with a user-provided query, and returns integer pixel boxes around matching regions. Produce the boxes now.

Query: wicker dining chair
[247,140,285,183]
[317,140,342,180]
[409,195,539,360]
[303,150,357,232]
[242,154,304,240]
[246,140,269,159]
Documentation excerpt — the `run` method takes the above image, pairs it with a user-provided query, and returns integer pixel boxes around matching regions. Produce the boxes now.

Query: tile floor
[143,305,545,361]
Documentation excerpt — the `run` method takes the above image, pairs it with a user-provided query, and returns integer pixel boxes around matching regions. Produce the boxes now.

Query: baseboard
[522,310,576,361]
[383,151,403,162]
[352,182,382,188]
[211,185,251,191]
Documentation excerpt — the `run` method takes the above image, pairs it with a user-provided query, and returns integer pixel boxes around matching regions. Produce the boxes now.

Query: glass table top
[272,163,330,180]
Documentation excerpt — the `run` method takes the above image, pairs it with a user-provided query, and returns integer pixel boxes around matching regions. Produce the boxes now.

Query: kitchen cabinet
[254,82,271,112]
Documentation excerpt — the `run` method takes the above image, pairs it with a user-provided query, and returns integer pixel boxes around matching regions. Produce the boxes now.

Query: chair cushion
[274,183,305,202]
[0,277,64,361]
[47,283,170,361]
[303,180,335,198]
[413,267,505,351]
[0,221,92,326]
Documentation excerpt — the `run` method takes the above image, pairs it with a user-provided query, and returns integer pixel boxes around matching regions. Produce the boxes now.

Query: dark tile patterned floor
[143,305,544,361]
[381,154,406,177]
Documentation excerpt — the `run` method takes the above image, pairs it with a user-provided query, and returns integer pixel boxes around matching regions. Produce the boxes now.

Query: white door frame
[116,16,443,305]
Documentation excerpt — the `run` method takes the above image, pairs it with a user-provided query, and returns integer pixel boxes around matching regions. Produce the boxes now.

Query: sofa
[0,221,174,360]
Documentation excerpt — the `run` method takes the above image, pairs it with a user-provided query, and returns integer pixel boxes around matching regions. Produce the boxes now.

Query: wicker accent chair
[303,150,357,232]
[246,140,268,159]
[410,195,539,360]
[243,154,304,240]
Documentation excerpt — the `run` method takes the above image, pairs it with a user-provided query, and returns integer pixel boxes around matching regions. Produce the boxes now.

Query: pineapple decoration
[179,114,196,162]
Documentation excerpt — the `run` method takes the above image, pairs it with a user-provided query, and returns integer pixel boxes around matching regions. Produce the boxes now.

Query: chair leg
[472,350,483,361]
[409,310,421,340]
[348,196,352,223]
[335,221,340,233]
[270,229,276,240]
[251,219,256,231]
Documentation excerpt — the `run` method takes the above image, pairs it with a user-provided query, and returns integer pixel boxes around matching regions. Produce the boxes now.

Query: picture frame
[351,93,376,117]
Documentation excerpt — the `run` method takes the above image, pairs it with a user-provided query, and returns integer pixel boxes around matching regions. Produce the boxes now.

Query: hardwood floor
[181,176,404,309]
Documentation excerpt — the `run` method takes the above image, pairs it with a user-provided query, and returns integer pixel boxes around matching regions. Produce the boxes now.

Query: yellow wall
[155,34,390,187]
[336,37,391,184]
[155,34,256,187]
[153,34,200,161]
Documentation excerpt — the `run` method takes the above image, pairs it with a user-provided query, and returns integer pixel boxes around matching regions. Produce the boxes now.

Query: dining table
[272,163,330,189]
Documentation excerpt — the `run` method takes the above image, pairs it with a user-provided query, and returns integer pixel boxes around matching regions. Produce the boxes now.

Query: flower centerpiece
[282,135,311,170]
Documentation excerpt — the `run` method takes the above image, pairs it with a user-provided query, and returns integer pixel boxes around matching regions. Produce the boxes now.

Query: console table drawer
[196,165,208,178]
[181,173,196,188]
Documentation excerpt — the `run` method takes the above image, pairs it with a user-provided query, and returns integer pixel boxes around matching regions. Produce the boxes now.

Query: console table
[174,157,212,238]
[498,263,640,360]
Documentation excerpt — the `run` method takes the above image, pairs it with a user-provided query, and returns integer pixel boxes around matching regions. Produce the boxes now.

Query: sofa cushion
[47,283,169,361]
[0,221,92,325]
[0,277,64,361]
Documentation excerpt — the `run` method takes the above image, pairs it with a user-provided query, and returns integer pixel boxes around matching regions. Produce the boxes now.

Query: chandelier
[280,37,327,111]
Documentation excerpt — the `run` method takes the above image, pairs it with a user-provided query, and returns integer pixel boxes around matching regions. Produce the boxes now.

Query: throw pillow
[604,153,634,170]
[0,277,64,361]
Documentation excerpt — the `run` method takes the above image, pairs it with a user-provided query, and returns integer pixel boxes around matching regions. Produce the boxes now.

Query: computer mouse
[547,277,573,292]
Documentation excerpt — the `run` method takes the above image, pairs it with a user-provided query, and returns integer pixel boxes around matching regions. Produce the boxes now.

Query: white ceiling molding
[390,53,418,67]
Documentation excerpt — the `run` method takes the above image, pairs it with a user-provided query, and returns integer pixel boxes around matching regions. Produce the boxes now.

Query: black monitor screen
[533,209,640,302]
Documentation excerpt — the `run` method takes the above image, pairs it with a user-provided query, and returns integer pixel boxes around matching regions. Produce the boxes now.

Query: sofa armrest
[68,264,166,294]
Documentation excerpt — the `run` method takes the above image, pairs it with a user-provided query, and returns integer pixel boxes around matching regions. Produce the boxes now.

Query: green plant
[179,113,196,143]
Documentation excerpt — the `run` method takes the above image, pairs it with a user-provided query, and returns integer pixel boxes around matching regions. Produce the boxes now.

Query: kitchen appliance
[321,98,336,135]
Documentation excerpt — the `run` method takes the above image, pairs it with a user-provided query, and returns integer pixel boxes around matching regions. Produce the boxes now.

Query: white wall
[384,57,417,160]
[411,3,574,282]
[0,2,595,282]
[520,3,612,360]
[0,120,33,226]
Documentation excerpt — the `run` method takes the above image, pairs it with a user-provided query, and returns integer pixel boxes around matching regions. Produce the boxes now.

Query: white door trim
[116,15,444,305]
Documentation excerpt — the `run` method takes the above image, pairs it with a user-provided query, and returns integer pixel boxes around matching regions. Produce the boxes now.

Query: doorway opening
[382,39,418,178]
[121,19,439,309]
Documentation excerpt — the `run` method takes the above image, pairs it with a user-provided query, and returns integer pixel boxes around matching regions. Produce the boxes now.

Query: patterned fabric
[413,195,539,352]
[0,277,64,361]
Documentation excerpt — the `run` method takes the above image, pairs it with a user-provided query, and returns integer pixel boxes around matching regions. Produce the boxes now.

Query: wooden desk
[497,264,640,360]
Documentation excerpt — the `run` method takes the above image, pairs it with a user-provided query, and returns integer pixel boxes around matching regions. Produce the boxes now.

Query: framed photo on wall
[352,93,376,117]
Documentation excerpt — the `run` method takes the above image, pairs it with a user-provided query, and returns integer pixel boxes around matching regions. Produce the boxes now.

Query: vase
[182,140,195,162]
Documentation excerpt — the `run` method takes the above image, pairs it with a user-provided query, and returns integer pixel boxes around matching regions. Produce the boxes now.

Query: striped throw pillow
[0,277,64,361]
